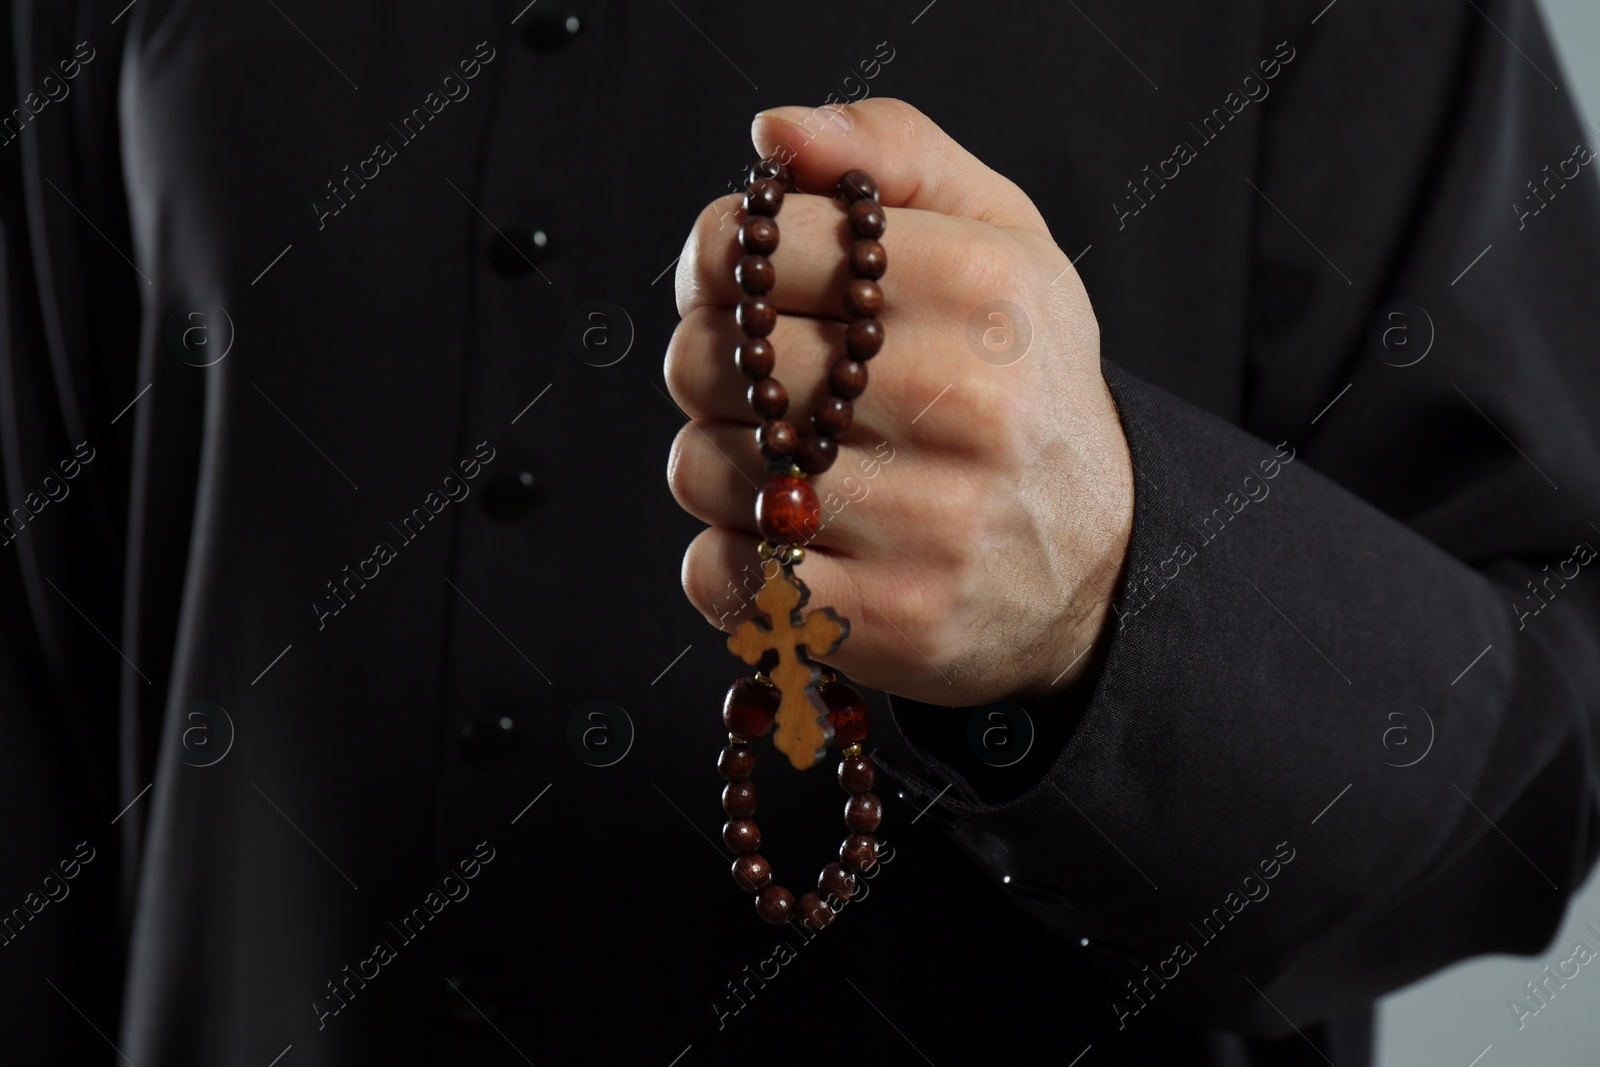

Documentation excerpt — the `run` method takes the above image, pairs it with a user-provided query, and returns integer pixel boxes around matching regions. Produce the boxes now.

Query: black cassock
[2,0,1598,1064]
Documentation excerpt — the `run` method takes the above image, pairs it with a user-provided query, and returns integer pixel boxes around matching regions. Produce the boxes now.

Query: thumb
[751,98,1048,235]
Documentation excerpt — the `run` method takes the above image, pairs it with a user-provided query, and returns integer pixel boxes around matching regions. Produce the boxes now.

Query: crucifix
[727,567,849,770]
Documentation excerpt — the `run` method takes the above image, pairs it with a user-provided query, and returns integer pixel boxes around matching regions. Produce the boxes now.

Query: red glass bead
[756,884,795,924]
[723,675,780,740]
[821,679,870,746]
[756,476,821,545]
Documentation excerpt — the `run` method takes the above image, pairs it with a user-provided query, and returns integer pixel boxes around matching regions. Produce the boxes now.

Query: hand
[666,98,1133,707]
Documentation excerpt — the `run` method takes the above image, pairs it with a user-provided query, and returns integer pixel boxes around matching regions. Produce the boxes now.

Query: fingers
[674,187,986,323]
[681,525,956,698]
[667,419,904,554]
[751,98,1050,236]
[665,308,849,426]
[665,418,765,533]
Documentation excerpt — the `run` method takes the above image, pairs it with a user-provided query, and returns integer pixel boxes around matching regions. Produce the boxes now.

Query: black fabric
[1,0,1597,1064]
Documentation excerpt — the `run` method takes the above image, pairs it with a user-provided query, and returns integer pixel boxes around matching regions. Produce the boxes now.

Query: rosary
[717,160,888,930]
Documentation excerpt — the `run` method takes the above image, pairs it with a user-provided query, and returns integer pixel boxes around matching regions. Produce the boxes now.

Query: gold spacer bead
[754,671,774,687]
[757,540,778,561]
[841,742,863,758]
[785,545,806,566]
[786,464,806,479]
[729,732,748,745]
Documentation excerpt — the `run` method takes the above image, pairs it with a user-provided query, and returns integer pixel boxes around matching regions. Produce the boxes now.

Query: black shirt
[2,1,1597,1064]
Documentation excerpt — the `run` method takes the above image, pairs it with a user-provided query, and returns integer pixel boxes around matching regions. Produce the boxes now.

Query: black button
[489,224,551,276]
[481,467,540,521]
[521,12,582,51]
[459,715,522,767]
[444,972,501,1025]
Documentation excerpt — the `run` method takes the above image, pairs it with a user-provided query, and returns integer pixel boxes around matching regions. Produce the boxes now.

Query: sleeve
[882,0,1600,1037]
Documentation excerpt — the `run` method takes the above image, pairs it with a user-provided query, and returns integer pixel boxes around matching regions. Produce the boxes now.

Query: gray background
[1375,2,1600,1064]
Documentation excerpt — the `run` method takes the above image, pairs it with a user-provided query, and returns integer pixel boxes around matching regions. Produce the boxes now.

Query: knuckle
[949,228,1022,299]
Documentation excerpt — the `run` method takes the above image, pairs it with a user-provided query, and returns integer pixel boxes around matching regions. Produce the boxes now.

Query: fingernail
[757,104,852,138]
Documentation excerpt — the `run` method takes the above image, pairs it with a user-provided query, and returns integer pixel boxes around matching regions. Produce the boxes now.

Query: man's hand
[666,99,1133,707]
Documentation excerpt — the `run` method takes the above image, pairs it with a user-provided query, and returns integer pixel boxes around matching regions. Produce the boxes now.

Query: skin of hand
[666,98,1134,707]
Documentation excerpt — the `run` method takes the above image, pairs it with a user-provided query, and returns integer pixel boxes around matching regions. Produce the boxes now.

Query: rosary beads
[716,160,889,928]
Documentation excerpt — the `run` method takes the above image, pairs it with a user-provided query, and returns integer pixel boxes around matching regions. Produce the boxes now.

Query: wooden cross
[727,568,849,770]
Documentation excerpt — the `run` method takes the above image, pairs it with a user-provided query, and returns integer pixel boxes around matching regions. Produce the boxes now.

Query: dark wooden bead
[736,255,775,294]
[837,169,879,203]
[740,215,780,255]
[744,178,785,216]
[840,833,879,874]
[819,862,858,903]
[718,743,755,780]
[747,377,788,419]
[845,793,883,833]
[732,852,772,892]
[849,239,887,279]
[838,754,875,795]
[794,434,838,476]
[723,819,761,853]
[828,357,868,400]
[755,884,796,924]
[723,674,780,740]
[757,419,798,460]
[746,159,795,191]
[737,297,777,337]
[798,892,836,932]
[812,397,853,437]
[845,317,885,359]
[821,680,871,745]
[735,337,775,379]
[756,475,821,544]
[722,779,757,818]
[844,279,883,318]
[848,199,887,239]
